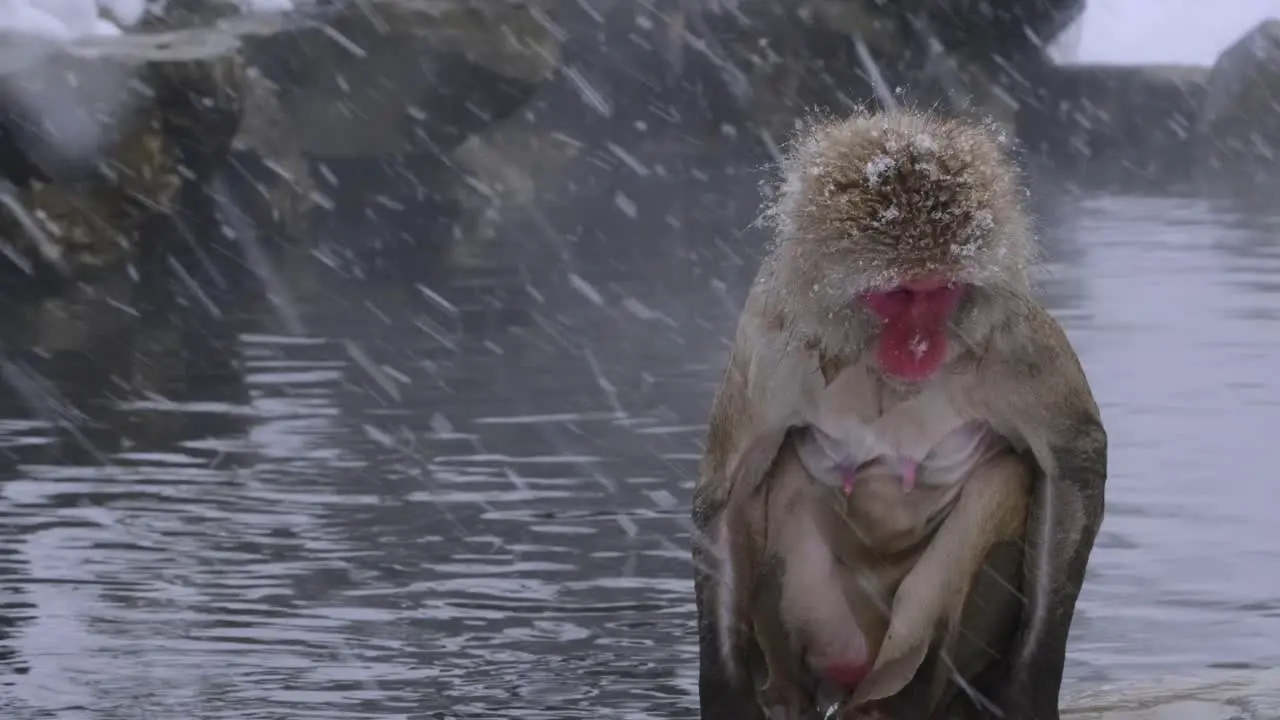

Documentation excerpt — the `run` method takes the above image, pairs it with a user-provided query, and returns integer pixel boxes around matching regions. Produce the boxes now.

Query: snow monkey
[691,109,1108,720]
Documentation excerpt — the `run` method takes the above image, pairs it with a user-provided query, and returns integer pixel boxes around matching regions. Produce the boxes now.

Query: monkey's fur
[692,109,1108,720]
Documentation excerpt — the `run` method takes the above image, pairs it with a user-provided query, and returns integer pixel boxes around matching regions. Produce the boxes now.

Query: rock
[230,65,321,235]
[150,54,248,172]
[1196,19,1280,190]
[719,1,1033,136]
[0,57,175,280]
[1063,669,1280,720]
[0,47,248,284]
[224,0,567,244]
[243,0,562,159]
[0,52,154,184]
[14,269,139,354]
[912,0,1085,67]
[148,0,252,28]
[583,0,891,145]
[1017,64,1209,192]
[447,123,583,269]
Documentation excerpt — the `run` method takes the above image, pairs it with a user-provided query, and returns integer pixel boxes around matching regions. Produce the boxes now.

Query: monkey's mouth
[861,277,965,382]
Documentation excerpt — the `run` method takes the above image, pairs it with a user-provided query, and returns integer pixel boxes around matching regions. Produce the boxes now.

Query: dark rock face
[908,0,1085,67]
[1008,18,1280,197]
[244,2,558,160]
[1018,64,1209,192]
[235,0,563,269]
[1196,19,1280,190]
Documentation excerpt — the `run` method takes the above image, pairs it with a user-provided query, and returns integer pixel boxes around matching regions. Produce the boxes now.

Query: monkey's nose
[900,274,950,292]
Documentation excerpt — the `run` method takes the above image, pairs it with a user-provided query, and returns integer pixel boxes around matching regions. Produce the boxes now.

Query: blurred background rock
[0,0,1277,349]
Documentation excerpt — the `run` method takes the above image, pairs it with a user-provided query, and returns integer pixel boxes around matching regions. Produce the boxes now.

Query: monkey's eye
[862,287,911,316]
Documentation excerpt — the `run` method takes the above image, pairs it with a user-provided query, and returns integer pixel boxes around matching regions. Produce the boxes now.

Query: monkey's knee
[965,453,1034,537]
[870,542,1022,720]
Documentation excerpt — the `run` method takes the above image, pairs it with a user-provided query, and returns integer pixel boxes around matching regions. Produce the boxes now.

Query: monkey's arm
[692,281,823,719]
[997,307,1108,720]
[693,280,825,527]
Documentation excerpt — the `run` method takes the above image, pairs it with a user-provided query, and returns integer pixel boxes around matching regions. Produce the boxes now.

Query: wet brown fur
[693,108,1108,720]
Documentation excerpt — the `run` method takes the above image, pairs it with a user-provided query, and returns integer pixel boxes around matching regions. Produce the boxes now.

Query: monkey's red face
[861,275,965,382]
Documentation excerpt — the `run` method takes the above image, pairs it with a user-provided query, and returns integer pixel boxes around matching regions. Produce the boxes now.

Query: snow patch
[864,154,894,185]
[910,132,937,153]
[0,0,296,42]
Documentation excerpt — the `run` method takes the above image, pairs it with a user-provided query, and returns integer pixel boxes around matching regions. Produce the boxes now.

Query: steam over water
[0,2,1278,719]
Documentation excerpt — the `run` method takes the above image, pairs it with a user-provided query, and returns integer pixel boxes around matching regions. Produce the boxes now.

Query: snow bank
[0,0,295,42]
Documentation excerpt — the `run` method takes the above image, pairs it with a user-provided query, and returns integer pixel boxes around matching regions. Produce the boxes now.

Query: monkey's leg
[844,628,945,720]
[695,564,765,719]
[852,542,1023,720]
[841,558,1020,720]
[933,539,1025,720]
[845,454,1032,713]
[752,559,817,720]
[694,513,767,720]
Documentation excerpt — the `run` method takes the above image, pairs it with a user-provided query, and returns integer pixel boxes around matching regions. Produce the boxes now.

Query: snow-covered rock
[1196,18,1280,189]
[1018,63,1209,193]
[0,0,259,283]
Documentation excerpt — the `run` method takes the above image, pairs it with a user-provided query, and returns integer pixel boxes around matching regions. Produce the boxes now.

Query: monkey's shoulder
[988,303,1098,411]
[977,302,1107,471]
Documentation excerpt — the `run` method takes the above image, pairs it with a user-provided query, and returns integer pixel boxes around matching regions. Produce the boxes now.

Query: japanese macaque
[692,109,1107,720]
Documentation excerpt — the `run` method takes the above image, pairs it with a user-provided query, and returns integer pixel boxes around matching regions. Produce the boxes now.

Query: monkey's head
[764,108,1036,383]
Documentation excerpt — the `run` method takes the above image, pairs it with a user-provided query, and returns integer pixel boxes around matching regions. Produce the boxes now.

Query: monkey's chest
[796,366,1007,553]
[818,469,958,556]
[796,419,998,490]
[804,364,975,463]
